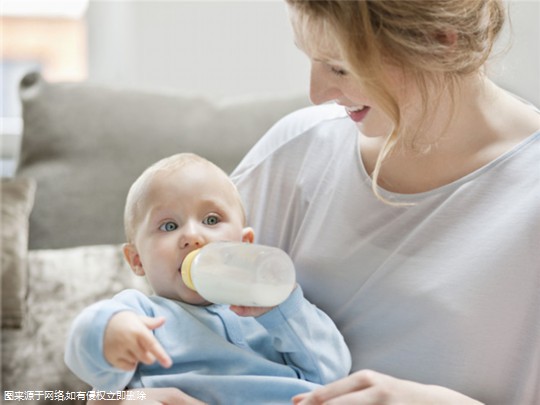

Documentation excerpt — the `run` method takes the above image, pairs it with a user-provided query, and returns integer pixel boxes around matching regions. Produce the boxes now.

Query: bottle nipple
[181,248,201,291]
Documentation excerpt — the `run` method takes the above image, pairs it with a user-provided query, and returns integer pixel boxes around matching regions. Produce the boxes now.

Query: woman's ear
[122,243,145,276]
[436,29,458,47]
[242,227,255,244]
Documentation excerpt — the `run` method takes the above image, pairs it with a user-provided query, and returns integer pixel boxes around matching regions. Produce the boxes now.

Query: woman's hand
[292,370,483,405]
[88,387,207,405]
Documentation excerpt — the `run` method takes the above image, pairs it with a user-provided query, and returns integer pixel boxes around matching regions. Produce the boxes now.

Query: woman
[231,0,539,404]
[99,1,539,403]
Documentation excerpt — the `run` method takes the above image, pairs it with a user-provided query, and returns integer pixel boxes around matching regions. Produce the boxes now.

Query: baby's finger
[141,315,166,330]
[115,356,138,371]
[150,344,172,368]
[139,333,172,368]
[129,337,156,365]
[134,346,157,365]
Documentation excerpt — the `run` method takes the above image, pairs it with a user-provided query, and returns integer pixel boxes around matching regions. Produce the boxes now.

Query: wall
[490,0,540,106]
[86,1,309,99]
[86,0,540,105]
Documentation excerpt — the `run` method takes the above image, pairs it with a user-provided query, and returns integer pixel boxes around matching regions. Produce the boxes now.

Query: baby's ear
[242,227,255,244]
[122,243,145,276]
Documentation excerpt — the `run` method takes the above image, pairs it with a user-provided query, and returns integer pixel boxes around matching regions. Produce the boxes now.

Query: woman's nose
[179,223,205,249]
[309,63,342,105]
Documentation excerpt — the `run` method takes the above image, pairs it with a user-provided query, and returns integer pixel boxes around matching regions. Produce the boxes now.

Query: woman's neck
[360,75,540,194]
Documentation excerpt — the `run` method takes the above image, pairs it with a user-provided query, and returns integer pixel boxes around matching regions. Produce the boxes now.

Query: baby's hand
[229,305,275,317]
[103,311,172,371]
[230,284,298,317]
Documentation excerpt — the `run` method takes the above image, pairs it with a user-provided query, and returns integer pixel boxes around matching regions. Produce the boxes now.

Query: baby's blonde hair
[287,0,505,202]
[124,153,246,242]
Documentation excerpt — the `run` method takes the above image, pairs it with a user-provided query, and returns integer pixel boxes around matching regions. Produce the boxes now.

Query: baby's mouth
[178,254,190,275]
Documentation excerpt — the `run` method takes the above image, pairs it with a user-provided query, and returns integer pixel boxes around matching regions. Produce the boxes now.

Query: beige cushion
[17,72,309,249]
[1,177,36,329]
[1,244,151,395]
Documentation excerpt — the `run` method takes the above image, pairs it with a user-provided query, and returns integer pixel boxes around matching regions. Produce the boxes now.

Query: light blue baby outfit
[65,287,351,405]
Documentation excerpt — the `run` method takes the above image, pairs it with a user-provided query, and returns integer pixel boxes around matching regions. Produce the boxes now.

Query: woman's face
[289,8,411,139]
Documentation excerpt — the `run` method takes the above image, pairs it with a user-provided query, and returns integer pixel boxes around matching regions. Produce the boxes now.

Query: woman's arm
[292,370,483,405]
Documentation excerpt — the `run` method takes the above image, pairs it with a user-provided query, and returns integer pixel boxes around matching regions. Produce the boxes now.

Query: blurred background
[1,0,539,175]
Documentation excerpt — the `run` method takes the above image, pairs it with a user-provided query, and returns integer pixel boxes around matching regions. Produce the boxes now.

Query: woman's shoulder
[231,104,349,177]
[262,103,347,147]
[276,102,346,130]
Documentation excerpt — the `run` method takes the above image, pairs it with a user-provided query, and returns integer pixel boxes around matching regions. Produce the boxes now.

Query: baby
[65,153,350,404]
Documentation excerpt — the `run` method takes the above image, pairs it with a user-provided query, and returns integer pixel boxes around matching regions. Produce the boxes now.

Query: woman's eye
[203,215,220,226]
[159,222,178,232]
[330,66,347,76]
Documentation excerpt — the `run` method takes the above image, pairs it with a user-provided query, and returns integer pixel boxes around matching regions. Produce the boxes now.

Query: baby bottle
[181,241,296,306]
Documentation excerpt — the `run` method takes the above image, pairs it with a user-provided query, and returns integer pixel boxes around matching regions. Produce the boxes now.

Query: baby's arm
[65,290,170,391]
[255,286,352,385]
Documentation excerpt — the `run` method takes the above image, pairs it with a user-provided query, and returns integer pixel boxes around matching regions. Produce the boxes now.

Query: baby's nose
[179,224,205,249]
[181,238,202,248]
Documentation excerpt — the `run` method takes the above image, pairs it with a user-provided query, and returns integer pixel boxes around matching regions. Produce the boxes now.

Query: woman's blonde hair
[286,0,505,202]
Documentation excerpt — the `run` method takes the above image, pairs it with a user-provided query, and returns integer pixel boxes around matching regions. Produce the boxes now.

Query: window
[1,0,88,176]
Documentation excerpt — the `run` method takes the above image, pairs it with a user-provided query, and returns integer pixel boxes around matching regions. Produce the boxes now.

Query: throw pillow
[1,177,36,329]
[1,244,152,401]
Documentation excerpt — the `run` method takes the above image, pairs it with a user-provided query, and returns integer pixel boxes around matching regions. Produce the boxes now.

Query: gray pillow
[1,244,151,400]
[17,72,309,249]
[1,177,36,329]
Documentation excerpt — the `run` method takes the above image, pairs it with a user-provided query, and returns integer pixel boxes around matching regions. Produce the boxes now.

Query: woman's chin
[356,123,388,138]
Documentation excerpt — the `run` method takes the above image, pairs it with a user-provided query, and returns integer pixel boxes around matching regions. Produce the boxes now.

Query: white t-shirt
[231,104,540,405]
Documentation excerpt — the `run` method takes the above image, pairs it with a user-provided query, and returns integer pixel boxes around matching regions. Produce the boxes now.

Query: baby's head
[124,153,248,242]
[122,153,254,304]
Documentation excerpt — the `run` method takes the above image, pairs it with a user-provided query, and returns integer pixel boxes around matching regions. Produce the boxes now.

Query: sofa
[1,72,309,404]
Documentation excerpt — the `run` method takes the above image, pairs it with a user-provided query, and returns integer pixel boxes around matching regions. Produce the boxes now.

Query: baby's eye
[203,215,220,226]
[159,221,178,232]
